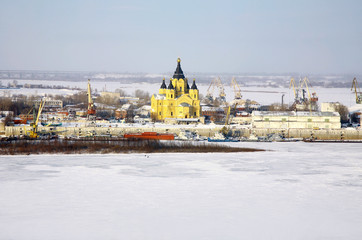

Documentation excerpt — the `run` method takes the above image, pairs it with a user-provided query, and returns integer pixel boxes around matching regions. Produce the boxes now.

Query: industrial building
[34,99,63,108]
[252,111,341,129]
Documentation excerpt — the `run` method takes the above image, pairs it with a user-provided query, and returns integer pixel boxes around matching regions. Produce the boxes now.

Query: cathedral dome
[172,58,185,79]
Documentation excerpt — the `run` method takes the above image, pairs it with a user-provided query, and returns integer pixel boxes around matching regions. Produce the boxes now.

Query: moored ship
[124,132,174,140]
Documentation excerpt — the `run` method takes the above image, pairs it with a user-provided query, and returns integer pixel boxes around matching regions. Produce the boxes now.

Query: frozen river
[0,142,361,240]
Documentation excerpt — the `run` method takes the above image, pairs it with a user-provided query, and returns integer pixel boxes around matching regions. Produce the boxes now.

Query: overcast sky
[1,0,361,74]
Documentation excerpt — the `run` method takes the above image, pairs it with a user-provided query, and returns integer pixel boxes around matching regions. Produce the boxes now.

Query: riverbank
[0,139,264,155]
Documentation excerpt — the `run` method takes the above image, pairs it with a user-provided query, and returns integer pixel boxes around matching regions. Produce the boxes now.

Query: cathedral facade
[151,58,201,121]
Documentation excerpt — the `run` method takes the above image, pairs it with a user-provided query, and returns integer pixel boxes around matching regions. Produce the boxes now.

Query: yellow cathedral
[151,58,201,121]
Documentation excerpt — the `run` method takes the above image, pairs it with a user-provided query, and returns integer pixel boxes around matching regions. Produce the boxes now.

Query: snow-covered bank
[0,142,361,240]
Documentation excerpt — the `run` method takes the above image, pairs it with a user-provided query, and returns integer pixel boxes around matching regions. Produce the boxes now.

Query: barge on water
[124,132,175,140]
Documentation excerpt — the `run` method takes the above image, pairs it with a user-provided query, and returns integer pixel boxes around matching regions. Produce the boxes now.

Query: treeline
[0,139,264,155]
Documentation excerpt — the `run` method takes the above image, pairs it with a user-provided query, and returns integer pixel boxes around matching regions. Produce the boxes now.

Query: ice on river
[0,142,362,240]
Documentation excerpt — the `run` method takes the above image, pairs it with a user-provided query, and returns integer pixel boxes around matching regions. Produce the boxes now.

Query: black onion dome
[191,79,198,90]
[160,78,166,89]
[168,80,174,89]
[172,58,185,79]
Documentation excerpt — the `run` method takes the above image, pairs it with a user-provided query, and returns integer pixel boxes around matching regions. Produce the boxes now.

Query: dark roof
[168,80,174,89]
[160,78,166,89]
[191,79,198,90]
[173,58,185,79]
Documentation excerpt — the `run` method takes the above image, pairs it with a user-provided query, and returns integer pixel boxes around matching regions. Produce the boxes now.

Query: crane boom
[300,77,311,100]
[206,78,216,100]
[289,77,297,98]
[35,99,45,126]
[29,98,46,138]
[231,77,242,99]
[87,79,96,115]
[225,106,231,126]
[351,77,362,104]
[216,77,226,99]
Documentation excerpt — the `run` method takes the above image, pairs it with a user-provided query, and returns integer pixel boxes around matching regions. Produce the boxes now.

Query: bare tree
[115,88,127,97]
[334,104,349,123]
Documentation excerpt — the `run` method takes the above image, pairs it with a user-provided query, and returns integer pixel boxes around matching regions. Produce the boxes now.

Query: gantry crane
[87,79,96,117]
[230,77,242,100]
[351,77,362,104]
[28,98,46,139]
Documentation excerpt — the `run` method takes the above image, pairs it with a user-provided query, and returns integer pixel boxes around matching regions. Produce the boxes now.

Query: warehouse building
[252,111,341,129]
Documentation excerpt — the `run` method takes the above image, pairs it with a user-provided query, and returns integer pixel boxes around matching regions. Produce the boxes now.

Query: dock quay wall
[239,128,362,140]
[4,125,362,140]
[4,125,224,138]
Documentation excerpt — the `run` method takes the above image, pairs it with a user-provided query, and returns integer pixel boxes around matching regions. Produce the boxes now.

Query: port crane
[290,77,318,111]
[351,77,362,104]
[300,77,318,103]
[28,98,46,139]
[230,77,242,100]
[217,77,227,102]
[289,77,299,101]
[87,79,96,117]
[205,78,217,102]
[205,77,227,103]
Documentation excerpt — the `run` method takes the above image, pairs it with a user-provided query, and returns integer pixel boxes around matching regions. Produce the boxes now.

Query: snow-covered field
[1,142,361,240]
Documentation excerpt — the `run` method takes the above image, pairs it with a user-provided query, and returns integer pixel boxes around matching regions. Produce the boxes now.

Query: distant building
[231,112,252,125]
[119,97,139,104]
[100,91,121,100]
[34,99,63,108]
[321,102,341,112]
[201,106,225,123]
[252,111,341,129]
[151,58,201,121]
[135,105,151,118]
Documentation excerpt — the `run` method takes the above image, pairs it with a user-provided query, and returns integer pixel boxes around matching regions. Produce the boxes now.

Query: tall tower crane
[351,77,362,104]
[230,77,242,100]
[87,79,96,117]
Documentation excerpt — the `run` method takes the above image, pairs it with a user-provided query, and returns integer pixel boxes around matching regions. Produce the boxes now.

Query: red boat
[124,132,174,140]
